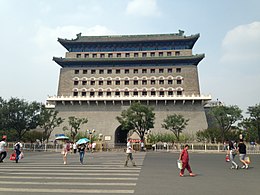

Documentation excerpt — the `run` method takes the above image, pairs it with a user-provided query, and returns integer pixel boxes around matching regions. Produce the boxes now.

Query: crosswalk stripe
[7,172,139,176]
[0,181,136,186]
[0,176,138,180]
[0,168,140,173]
[0,152,146,194]
[0,188,134,194]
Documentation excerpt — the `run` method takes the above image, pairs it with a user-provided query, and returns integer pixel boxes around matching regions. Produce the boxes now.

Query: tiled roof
[58,32,199,43]
[53,54,204,67]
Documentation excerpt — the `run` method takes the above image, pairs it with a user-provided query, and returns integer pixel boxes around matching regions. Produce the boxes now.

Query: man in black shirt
[237,139,248,169]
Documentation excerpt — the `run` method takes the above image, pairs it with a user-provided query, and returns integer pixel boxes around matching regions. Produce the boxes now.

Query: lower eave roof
[53,54,205,67]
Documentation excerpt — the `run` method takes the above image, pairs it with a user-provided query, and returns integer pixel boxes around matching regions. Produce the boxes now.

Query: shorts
[239,154,246,161]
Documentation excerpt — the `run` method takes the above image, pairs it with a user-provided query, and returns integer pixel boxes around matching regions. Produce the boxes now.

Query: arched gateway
[114,126,128,146]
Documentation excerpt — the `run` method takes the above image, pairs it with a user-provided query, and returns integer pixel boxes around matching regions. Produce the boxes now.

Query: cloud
[126,0,161,17]
[221,21,260,63]
[33,25,115,58]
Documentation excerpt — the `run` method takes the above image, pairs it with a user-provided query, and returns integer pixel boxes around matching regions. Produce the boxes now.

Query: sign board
[104,136,111,141]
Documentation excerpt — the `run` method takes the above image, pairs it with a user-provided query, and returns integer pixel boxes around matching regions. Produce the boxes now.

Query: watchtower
[47,31,211,146]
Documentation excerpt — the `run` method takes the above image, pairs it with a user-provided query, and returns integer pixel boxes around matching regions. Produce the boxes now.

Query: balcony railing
[47,94,211,102]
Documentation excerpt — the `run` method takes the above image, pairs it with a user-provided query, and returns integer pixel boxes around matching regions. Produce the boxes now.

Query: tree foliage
[116,102,155,141]
[1,97,41,141]
[241,103,260,143]
[63,116,88,142]
[39,106,64,143]
[210,105,243,142]
[161,114,189,141]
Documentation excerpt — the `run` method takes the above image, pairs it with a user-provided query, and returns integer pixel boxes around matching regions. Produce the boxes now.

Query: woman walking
[237,139,249,169]
[228,140,239,169]
[62,141,70,165]
[179,144,195,177]
[78,143,86,165]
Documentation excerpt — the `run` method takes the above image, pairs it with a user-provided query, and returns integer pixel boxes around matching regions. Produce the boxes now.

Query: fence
[151,143,260,154]
[6,142,120,152]
[6,142,260,154]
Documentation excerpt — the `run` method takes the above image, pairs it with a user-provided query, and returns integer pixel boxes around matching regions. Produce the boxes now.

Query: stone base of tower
[50,100,208,147]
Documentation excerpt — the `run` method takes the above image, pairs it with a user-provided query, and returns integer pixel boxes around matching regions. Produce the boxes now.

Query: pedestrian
[73,142,77,154]
[0,136,7,163]
[92,142,96,153]
[179,144,195,177]
[62,141,70,165]
[78,143,86,165]
[140,141,145,151]
[228,140,239,169]
[14,141,22,163]
[237,139,249,169]
[124,138,136,167]
[70,142,73,154]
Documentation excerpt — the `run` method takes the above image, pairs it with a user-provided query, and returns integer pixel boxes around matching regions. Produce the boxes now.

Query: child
[179,144,195,177]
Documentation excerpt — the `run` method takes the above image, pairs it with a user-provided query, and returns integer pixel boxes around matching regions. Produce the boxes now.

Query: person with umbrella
[78,143,86,165]
[76,138,90,165]
[62,140,70,165]
[55,135,70,165]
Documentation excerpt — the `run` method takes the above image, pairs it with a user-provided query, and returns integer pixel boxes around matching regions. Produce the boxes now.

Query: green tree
[0,97,6,130]
[244,103,260,143]
[116,102,155,142]
[4,98,41,140]
[210,105,243,142]
[162,114,189,141]
[248,104,260,143]
[39,106,64,143]
[63,116,88,142]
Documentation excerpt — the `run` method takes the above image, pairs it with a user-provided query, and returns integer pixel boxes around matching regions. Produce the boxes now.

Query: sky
[0,0,259,115]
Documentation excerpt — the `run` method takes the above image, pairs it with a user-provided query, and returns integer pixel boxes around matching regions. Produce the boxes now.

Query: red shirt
[180,149,189,163]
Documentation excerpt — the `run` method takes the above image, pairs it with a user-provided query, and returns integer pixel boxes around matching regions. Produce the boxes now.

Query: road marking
[0,181,136,186]
[0,176,138,180]
[0,188,134,194]
[7,172,139,176]
[0,168,140,173]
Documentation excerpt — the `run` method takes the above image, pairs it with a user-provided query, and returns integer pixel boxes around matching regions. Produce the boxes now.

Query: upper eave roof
[53,54,205,68]
[57,32,200,44]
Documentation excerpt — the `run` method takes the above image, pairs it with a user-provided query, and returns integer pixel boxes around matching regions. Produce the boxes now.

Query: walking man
[14,141,22,163]
[179,144,195,177]
[124,138,136,167]
[0,136,7,163]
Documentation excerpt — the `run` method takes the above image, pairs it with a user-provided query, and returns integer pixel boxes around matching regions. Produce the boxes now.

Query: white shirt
[126,141,132,154]
[73,143,77,150]
[92,142,96,148]
[0,141,7,152]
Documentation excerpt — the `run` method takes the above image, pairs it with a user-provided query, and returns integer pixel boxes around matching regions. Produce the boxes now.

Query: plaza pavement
[0,150,259,195]
[135,151,260,195]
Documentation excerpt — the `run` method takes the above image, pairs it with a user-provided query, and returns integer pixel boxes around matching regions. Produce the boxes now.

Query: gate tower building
[47,31,211,146]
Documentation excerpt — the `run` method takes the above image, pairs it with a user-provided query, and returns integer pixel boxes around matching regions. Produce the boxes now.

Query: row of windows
[73,90,183,97]
[74,68,181,75]
[76,51,180,59]
[74,79,182,86]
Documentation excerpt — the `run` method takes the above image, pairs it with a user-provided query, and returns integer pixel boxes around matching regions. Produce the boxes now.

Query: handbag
[245,156,251,164]
[9,153,16,161]
[19,152,24,160]
[177,160,183,169]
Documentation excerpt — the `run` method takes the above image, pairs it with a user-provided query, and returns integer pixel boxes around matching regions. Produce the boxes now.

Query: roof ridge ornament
[76,33,82,39]
[178,30,184,36]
